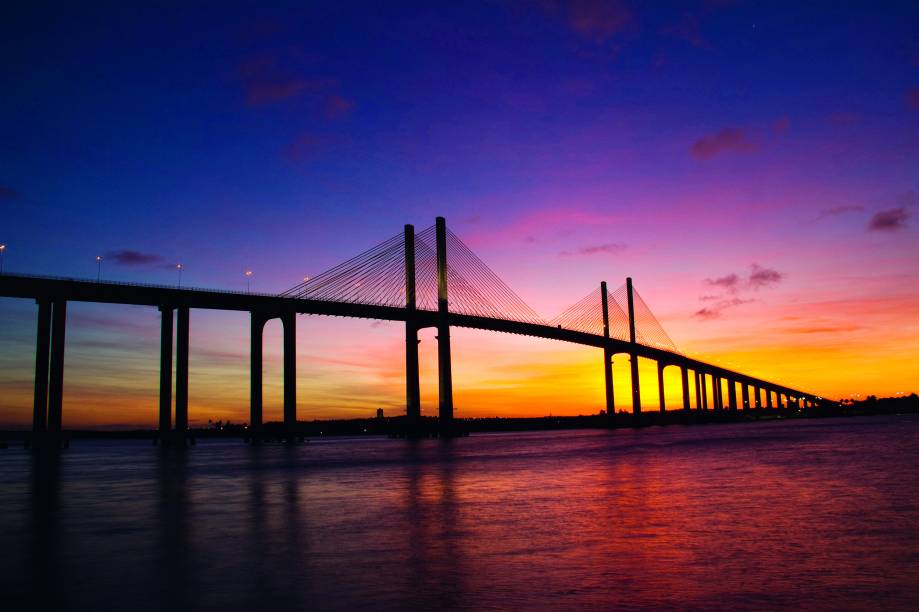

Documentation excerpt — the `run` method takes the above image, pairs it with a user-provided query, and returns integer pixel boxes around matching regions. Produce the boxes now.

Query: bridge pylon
[436,217,455,433]
[626,277,641,416]
[600,281,615,424]
[404,225,421,434]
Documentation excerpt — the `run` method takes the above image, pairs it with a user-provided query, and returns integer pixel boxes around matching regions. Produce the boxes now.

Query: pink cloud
[559,242,626,257]
[325,95,355,119]
[868,208,909,231]
[906,87,919,110]
[661,11,710,49]
[690,127,756,160]
[537,0,633,43]
[0,185,22,201]
[236,54,336,107]
[772,116,790,134]
[694,297,753,319]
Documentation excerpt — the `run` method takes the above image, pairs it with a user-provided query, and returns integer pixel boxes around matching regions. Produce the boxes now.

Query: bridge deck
[0,273,815,399]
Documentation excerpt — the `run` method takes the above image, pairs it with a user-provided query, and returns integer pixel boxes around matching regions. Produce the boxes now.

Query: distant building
[376,408,384,419]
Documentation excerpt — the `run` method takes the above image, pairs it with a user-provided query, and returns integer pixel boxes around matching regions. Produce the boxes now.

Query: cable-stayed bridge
[0,217,819,445]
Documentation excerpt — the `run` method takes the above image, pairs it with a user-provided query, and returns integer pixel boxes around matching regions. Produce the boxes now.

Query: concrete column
[600,282,614,424]
[657,362,666,413]
[159,307,173,436]
[766,389,773,409]
[250,312,266,440]
[755,387,763,410]
[282,310,297,437]
[727,379,738,411]
[742,384,750,411]
[713,376,722,410]
[46,300,67,435]
[436,216,454,429]
[33,300,52,436]
[681,366,690,411]
[405,225,421,431]
[175,306,189,434]
[626,277,641,415]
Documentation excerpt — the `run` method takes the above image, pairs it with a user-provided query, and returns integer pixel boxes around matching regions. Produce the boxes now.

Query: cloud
[784,324,861,334]
[868,207,909,231]
[235,53,335,107]
[660,11,710,49]
[690,127,755,160]
[0,185,22,201]
[559,242,626,257]
[817,205,864,220]
[748,264,783,289]
[772,117,790,134]
[696,264,782,318]
[105,250,164,266]
[325,95,355,119]
[906,87,919,110]
[705,273,740,290]
[694,297,753,320]
[537,0,633,43]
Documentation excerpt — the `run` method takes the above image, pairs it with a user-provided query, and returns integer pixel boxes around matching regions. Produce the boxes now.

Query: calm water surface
[2,415,919,610]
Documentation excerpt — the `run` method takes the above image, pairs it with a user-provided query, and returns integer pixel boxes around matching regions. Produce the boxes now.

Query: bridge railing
[0,271,282,298]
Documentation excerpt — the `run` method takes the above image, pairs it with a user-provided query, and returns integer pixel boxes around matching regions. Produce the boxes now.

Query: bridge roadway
[1,272,818,445]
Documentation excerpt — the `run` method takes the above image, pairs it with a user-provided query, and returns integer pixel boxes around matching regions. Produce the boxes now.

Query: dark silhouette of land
[1,395,914,446]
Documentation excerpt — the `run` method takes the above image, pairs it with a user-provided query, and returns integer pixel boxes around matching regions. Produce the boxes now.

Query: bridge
[0,217,818,445]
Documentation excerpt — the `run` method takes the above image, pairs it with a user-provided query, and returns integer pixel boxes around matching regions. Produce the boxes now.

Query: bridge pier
[742,383,750,411]
[766,388,773,409]
[174,306,189,441]
[713,376,722,410]
[249,312,267,442]
[30,300,53,447]
[46,300,67,439]
[657,362,665,413]
[282,310,297,440]
[755,387,763,411]
[681,366,690,411]
[158,306,173,441]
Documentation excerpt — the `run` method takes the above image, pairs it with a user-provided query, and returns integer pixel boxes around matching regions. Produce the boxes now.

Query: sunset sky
[1,1,917,428]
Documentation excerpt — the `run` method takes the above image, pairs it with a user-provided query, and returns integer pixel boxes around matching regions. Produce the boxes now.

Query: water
[2,415,919,610]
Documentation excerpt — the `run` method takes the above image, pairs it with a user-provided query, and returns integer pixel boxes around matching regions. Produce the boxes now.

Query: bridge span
[0,217,818,445]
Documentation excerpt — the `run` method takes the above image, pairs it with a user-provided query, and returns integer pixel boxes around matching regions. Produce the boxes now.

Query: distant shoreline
[1,395,915,444]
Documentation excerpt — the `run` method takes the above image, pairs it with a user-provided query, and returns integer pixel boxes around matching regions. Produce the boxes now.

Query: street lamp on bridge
[176,263,183,288]
[96,255,103,282]
[245,269,253,293]
[0,243,5,274]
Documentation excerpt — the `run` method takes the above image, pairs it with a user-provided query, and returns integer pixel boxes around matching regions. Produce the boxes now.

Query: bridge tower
[436,216,454,431]
[404,224,421,432]
[626,277,641,416]
[600,281,615,423]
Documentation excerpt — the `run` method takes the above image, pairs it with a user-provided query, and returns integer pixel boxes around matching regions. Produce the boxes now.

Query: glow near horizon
[0,2,917,427]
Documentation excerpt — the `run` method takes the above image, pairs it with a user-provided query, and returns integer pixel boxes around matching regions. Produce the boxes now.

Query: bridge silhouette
[0,217,818,445]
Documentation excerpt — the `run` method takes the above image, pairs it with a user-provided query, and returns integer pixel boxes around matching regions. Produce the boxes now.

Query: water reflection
[26,451,63,610]
[2,417,919,610]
